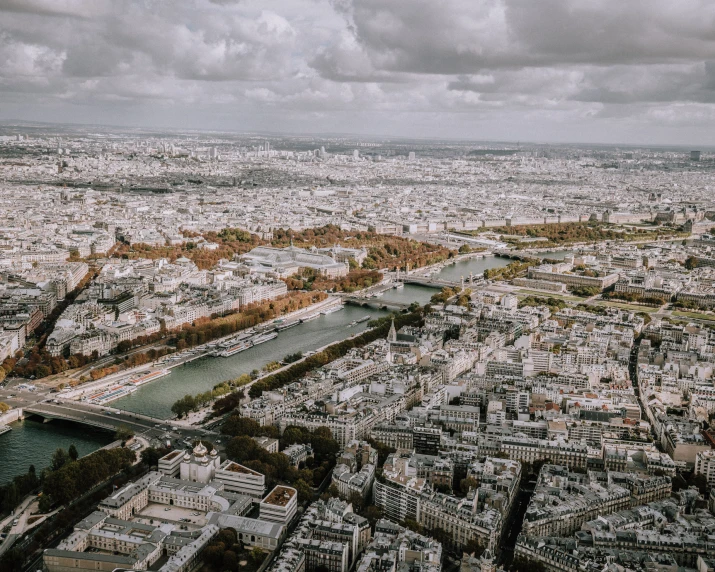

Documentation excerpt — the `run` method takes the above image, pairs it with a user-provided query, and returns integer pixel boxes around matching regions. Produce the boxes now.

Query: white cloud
[1,0,715,143]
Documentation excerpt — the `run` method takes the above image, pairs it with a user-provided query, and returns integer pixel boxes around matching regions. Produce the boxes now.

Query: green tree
[0,547,25,572]
[51,448,69,471]
[171,394,197,418]
[221,416,261,437]
[203,544,225,568]
[685,255,699,270]
[68,444,79,461]
[294,478,312,503]
[460,477,478,495]
[403,518,422,534]
[38,494,53,513]
[362,505,382,529]
[222,550,238,571]
[281,426,307,446]
[3,482,19,512]
[115,426,135,442]
[225,436,259,464]
[251,547,265,563]
[349,491,365,513]
[140,447,163,467]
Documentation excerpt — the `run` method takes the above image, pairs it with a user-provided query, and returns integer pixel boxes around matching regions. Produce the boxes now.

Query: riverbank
[111,302,392,419]
[37,296,343,406]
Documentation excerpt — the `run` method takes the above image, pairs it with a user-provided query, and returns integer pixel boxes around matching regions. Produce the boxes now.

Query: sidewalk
[0,493,35,557]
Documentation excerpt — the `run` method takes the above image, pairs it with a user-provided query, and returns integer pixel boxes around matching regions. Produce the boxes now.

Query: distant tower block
[408,151,416,162]
[461,276,465,289]
[353,149,359,160]
[691,150,701,161]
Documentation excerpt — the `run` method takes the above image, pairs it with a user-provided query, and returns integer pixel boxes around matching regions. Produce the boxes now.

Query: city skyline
[2,0,715,145]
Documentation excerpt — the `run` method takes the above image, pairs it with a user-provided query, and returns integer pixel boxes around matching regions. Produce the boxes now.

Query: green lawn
[596,301,659,313]
[672,310,715,321]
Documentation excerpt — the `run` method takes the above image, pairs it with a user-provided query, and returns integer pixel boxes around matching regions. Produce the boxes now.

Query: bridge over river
[23,401,215,441]
[341,296,411,311]
[401,276,486,289]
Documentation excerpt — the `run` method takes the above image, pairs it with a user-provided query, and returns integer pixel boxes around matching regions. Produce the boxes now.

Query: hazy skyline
[2,0,715,145]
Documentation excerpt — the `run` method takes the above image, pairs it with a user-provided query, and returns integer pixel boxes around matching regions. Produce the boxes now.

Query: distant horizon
[3,1,715,148]
[2,118,715,152]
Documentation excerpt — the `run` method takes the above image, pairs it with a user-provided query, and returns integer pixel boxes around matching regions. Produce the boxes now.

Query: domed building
[180,441,221,483]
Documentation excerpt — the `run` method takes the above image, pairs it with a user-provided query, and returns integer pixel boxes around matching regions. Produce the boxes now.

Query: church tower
[387,319,397,342]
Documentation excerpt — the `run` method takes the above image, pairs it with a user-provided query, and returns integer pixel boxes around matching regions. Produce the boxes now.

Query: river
[0,254,516,485]
[0,418,112,485]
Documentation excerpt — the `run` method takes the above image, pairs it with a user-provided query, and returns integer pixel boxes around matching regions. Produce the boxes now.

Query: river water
[0,418,112,485]
[0,254,519,485]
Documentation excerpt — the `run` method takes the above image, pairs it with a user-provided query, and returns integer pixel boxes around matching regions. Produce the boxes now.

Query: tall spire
[388,319,397,342]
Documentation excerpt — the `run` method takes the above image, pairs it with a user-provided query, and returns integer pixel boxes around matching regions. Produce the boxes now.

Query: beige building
[260,486,298,525]
[215,460,266,498]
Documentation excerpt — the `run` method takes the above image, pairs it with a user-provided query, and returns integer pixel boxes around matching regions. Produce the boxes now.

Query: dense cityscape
[4,1,715,571]
[0,125,714,572]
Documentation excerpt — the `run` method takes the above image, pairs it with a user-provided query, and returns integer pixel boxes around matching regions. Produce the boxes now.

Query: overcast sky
[2,0,715,145]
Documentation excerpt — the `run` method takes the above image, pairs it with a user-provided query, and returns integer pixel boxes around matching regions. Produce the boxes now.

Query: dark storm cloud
[2,0,715,143]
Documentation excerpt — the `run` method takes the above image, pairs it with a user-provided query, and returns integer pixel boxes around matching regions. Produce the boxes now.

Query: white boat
[127,369,169,387]
[320,304,344,315]
[219,341,253,357]
[276,320,300,331]
[252,332,278,345]
[0,425,11,437]
[87,384,137,405]
[219,331,278,357]
[218,332,253,349]
[300,313,320,323]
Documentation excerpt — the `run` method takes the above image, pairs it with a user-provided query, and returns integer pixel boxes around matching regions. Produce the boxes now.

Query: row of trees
[42,447,136,506]
[483,259,538,281]
[173,291,327,351]
[113,227,262,270]
[248,310,424,399]
[468,222,687,248]
[272,225,455,271]
[430,287,471,306]
[602,290,668,306]
[171,382,245,418]
[518,296,567,313]
[20,291,325,383]
[568,285,600,297]
[288,268,384,293]
[0,444,135,515]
